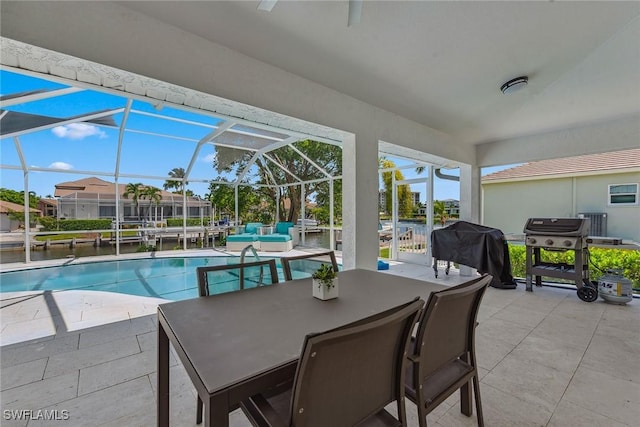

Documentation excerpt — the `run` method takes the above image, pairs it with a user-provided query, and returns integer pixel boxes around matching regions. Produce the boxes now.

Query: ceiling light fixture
[500,76,528,94]
[257,1,278,12]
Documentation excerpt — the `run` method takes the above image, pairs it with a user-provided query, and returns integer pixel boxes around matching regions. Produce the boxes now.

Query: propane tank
[598,270,633,304]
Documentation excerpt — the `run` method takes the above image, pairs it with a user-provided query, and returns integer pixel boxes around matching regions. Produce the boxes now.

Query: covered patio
[2,1,639,270]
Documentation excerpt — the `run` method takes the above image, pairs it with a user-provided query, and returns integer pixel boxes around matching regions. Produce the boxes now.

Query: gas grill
[523,218,597,302]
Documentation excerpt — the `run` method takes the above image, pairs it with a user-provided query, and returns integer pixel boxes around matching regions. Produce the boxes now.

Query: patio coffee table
[157,268,445,427]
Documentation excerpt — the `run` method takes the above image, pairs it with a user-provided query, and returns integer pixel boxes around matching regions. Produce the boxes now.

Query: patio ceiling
[116,0,640,147]
[2,1,638,169]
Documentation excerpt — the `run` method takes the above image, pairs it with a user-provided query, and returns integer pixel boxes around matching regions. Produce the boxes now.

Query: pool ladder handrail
[239,244,265,288]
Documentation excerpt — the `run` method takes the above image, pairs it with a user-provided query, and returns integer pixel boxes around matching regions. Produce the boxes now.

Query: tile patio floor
[1,260,638,426]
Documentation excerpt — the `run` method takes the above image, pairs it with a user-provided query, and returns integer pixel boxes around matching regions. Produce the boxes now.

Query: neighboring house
[442,199,460,216]
[38,198,57,217]
[0,200,41,232]
[54,177,211,222]
[482,149,640,242]
[417,199,459,217]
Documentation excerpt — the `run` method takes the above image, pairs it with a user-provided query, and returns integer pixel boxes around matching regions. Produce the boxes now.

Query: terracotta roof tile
[54,177,195,200]
[0,200,40,214]
[483,148,640,181]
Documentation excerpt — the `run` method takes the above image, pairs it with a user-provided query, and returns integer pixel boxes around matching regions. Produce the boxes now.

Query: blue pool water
[0,256,291,301]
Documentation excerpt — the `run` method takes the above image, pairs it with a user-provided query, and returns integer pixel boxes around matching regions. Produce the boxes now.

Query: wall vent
[578,212,607,236]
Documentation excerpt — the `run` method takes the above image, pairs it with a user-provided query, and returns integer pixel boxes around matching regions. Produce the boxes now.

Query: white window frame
[608,183,639,206]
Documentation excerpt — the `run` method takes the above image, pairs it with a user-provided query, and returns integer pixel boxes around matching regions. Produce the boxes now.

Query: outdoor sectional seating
[226,222,297,252]
[226,222,263,251]
[257,222,295,252]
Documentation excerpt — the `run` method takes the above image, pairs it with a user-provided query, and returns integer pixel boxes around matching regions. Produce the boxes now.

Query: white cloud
[51,123,106,140]
[201,153,217,163]
[48,162,73,170]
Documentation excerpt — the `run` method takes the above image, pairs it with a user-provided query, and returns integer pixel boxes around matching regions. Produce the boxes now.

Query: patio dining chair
[280,250,339,281]
[196,258,279,296]
[195,258,279,424]
[405,274,492,427]
[241,297,424,427]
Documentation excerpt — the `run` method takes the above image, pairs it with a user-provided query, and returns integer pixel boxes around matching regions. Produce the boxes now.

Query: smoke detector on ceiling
[500,76,528,94]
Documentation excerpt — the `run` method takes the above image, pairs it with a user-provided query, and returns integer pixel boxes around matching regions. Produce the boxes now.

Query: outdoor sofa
[226,221,297,252]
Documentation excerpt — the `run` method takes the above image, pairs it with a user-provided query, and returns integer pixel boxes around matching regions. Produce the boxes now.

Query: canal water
[0,230,332,264]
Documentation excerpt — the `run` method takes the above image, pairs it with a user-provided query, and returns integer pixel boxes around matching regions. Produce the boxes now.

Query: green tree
[6,209,26,229]
[141,186,162,221]
[379,158,412,217]
[212,140,342,223]
[433,200,449,225]
[313,178,342,224]
[206,178,262,222]
[163,167,188,193]
[122,183,144,219]
[0,188,39,208]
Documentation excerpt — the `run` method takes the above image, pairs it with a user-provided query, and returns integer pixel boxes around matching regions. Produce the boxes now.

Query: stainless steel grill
[523,218,597,302]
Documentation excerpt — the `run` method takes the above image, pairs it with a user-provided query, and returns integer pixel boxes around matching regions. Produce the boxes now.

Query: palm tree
[122,183,144,220]
[433,200,449,226]
[164,167,187,193]
[141,186,162,221]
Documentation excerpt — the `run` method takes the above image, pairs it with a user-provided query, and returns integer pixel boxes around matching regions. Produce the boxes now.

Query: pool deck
[0,246,277,273]
[0,247,338,345]
[1,252,639,426]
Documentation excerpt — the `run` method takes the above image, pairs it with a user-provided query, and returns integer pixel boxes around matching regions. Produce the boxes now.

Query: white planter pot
[312,277,339,300]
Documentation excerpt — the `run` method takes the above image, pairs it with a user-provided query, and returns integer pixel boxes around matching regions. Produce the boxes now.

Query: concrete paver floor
[1,261,638,426]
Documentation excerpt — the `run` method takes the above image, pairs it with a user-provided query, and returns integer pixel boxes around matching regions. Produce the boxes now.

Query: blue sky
[1,69,514,201]
[1,70,229,198]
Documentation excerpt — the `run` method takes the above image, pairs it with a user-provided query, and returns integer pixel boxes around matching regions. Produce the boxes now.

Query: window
[99,205,116,217]
[608,183,638,205]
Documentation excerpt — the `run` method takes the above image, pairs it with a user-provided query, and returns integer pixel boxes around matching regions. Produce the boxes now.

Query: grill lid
[523,218,591,236]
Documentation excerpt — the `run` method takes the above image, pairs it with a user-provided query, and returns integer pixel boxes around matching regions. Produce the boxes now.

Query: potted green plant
[312,263,338,300]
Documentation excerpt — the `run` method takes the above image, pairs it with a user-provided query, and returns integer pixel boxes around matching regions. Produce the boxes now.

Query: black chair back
[280,251,339,282]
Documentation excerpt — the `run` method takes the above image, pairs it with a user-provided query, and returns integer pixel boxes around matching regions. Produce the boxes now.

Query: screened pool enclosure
[1,66,343,262]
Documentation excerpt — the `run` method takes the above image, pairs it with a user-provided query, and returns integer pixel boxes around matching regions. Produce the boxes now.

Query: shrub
[37,216,59,231]
[56,219,112,231]
[508,245,640,289]
[166,218,203,227]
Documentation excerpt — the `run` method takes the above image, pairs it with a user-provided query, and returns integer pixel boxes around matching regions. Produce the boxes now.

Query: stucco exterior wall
[482,178,574,235]
[482,171,640,242]
[574,172,640,240]
[0,214,19,232]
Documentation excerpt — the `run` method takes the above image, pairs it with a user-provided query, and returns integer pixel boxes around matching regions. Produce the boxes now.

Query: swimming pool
[0,256,290,301]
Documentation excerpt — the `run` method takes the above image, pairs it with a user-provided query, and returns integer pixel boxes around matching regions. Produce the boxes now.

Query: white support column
[329,178,335,251]
[301,184,306,246]
[391,173,398,259]
[115,177,120,256]
[342,133,378,271]
[426,166,434,260]
[182,189,188,250]
[234,185,239,228]
[459,163,482,276]
[459,163,481,223]
[23,172,31,263]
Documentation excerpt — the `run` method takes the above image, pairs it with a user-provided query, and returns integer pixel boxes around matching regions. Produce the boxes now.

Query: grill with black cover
[431,221,517,289]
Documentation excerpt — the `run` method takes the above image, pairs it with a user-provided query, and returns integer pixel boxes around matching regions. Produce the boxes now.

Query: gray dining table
[157,268,446,427]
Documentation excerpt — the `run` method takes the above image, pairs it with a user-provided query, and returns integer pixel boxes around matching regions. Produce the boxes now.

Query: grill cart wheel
[577,281,598,302]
